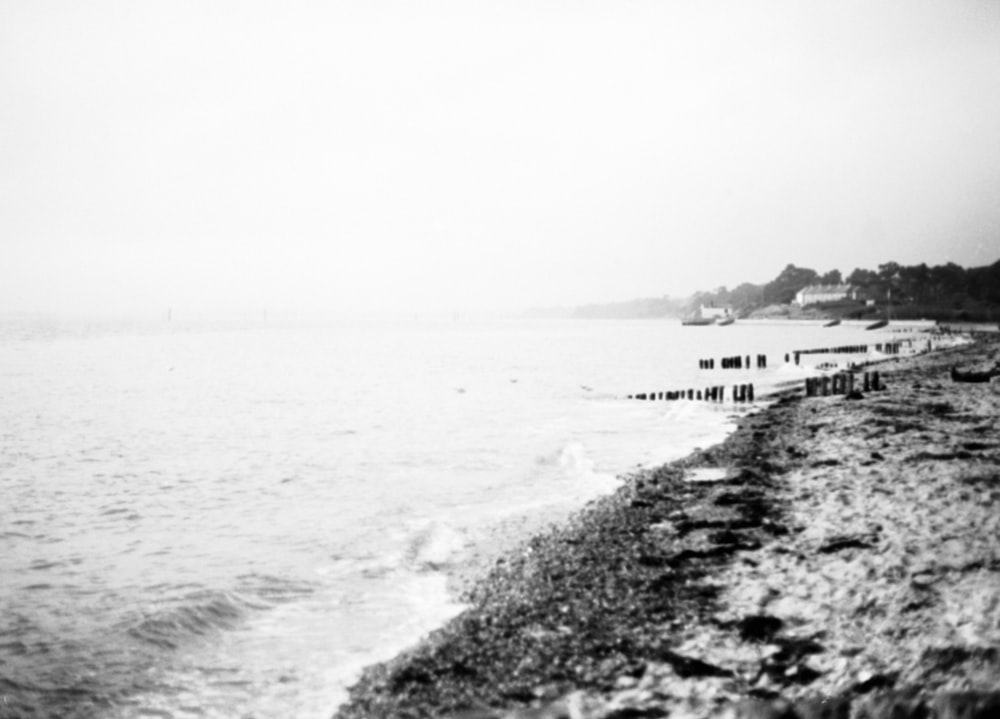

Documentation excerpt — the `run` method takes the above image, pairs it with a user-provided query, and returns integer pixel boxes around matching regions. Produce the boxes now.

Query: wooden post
[821,376,830,396]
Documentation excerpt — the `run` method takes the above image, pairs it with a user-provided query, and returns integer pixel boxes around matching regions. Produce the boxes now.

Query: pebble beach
[334,334,1000,719]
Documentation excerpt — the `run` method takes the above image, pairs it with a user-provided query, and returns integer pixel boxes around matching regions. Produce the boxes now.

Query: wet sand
[334,336,1000,719]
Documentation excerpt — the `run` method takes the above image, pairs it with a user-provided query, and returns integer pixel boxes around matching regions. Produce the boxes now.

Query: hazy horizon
[3,1,999,315]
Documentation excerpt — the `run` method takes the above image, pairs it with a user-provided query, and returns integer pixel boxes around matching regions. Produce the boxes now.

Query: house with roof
[794,284,858,307]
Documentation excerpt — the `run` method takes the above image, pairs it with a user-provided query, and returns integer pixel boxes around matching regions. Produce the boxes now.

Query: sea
[0,316,913,719]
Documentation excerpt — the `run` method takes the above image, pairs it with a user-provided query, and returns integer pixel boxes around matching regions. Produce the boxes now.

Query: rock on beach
[334,335,1000,719]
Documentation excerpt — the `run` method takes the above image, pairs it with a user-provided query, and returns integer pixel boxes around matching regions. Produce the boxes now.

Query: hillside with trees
[535,258,1000,322]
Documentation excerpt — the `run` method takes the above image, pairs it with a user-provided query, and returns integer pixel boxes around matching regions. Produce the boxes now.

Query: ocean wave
[234,572,318,604]
[125,574,320,651]
[126,590,259,649]
[403,521,469,572]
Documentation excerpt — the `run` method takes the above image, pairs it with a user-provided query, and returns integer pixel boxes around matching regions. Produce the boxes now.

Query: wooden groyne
[646,333,937,407]
[789,339,921,362]
[698,354,767,370]
[627,384,754,403]
[802,370,886,397]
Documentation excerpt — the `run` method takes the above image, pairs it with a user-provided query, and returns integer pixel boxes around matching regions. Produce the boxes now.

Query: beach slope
[334,337,1000,719]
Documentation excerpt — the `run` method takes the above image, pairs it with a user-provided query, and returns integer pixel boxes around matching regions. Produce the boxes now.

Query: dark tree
[819,269,843,285]
[846,267,879,286]
[763,264,819,304]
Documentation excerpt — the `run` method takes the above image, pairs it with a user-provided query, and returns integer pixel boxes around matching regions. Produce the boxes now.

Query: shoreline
[334,337,1000,719]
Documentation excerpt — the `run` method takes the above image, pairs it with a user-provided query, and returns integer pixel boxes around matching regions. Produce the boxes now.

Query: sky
[2,0,999,315]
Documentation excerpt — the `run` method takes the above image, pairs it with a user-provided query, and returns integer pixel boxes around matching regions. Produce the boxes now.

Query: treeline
[529,257,1000,321]
[845,261,1000,306]
[692,259,1000,318]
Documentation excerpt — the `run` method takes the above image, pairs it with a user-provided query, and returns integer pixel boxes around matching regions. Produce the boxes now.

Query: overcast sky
[2,0,999,315]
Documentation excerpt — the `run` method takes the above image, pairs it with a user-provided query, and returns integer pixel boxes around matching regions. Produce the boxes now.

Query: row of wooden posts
[877,342,905,355]
[628,384,755,403]
[698,354,768,370]
[632,338,906,405]
[792,344,872,356]
[697,342,909,371]
[790,341,907,359]
[804,370,883,397]
[628,369,884,402]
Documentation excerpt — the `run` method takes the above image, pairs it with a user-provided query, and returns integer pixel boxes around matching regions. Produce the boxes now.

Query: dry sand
[334,335,1000,719]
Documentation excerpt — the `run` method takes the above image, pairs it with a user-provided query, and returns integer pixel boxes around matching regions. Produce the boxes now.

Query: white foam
[557,441,622,498]
[321,571,468,715]
[405,521,469,571]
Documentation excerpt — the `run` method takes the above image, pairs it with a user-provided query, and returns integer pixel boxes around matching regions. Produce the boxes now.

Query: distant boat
[823,318,841,327]
[717,316,735,326]
[681,317,715,326]
[865,319,888,330]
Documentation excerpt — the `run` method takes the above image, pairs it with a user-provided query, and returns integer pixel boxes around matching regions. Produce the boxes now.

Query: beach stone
[737,615,784,643]
[791,696,851,719]
[932,691,1000,719]
[498,700,572,719]
[850,690,927,719]
[722,698,797,719]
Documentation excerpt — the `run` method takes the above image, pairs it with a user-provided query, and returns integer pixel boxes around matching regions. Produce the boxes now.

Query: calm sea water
[0,317,905,719]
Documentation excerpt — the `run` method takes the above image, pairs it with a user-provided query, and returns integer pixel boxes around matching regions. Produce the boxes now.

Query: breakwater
[697,354,768,369]
[627,384,754,403]
[634,332,937,407]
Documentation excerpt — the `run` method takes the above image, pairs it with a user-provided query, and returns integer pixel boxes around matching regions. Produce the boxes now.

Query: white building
[795,284,857,307]
[700,305,732,319]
